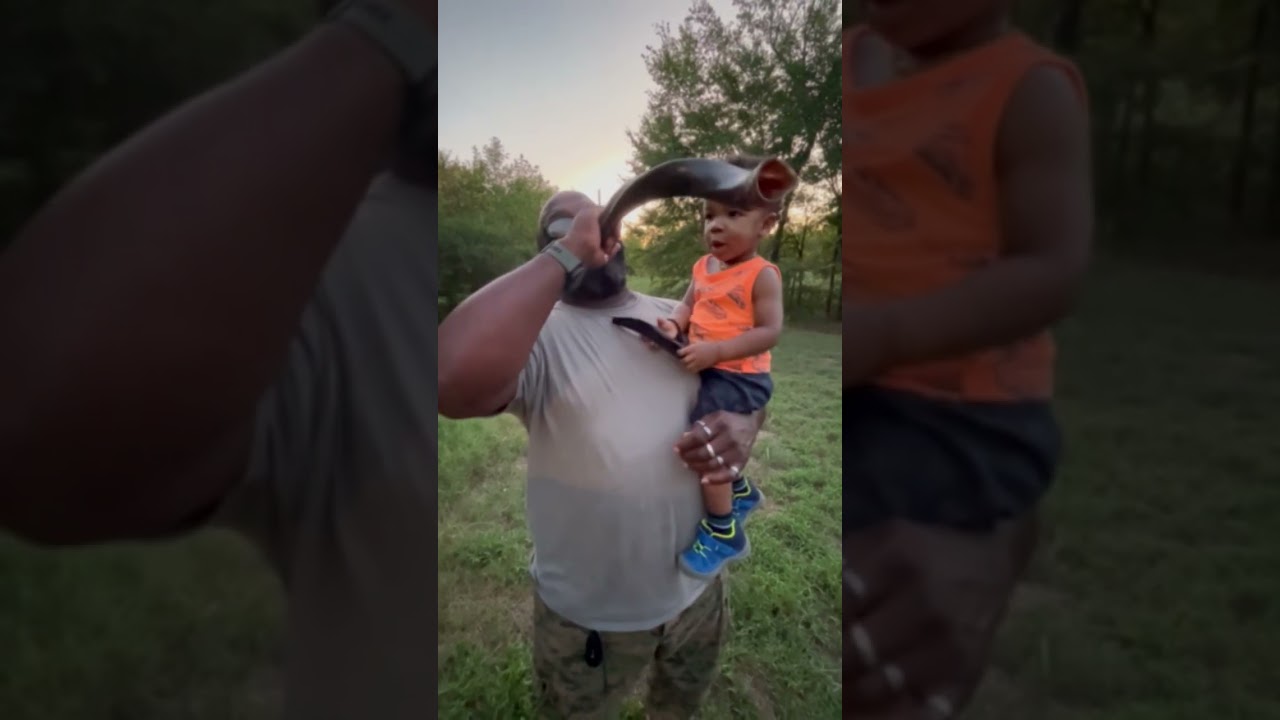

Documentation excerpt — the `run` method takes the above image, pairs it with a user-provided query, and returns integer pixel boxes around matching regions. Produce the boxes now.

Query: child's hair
[720,154,794,213]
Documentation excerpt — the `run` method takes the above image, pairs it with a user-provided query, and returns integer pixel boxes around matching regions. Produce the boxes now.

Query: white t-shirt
[217,173,436,720]
[507,292,711,632]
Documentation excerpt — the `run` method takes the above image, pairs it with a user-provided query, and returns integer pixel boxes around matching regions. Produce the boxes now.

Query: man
[1,2,440,718]
[437,190,766,719]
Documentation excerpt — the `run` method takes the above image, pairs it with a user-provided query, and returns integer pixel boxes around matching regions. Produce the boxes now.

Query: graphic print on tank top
[689,256,776,374]
[916,123,975,202]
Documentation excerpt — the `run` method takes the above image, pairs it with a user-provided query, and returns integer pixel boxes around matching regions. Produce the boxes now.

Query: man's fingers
[846,634,963,709]
[676,431,740,469]
[675,414,725,451]
[697,467,737,486]
[844,525,916,616]
[567,206,606,261]
[848,587,938,675]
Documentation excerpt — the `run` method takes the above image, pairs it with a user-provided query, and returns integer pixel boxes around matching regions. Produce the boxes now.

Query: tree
[437,139,556,314]
[0,0,314,247]
[625,0,842,318]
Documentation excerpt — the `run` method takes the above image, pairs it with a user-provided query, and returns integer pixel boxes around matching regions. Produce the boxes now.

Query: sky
[439,0,735,204]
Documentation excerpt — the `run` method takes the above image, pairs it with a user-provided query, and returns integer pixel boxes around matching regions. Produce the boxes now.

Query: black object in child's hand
[612,317,687,358]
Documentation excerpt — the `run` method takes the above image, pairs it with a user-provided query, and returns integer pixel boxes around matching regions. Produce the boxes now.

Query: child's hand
[656,318,680,341]
[678,341,721,372]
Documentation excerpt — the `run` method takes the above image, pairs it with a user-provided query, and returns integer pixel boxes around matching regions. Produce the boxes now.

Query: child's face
[703,201,775,264]
[861,0,1007,52]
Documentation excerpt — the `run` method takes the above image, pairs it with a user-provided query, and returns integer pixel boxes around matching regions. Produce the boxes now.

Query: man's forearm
[0,24,408,512]
[437,254,567,417]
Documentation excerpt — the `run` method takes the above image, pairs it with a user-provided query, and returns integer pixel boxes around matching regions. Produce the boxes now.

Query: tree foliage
[627,0,842,318]
[849,0,1280,255]
[437,140,556,313]
[0,0,314,244]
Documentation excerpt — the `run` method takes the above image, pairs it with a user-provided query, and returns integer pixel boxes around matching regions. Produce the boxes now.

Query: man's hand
[842,517,1036,718]
[676,410,761,485]
[677,341,721,372]
[558,206,618,269]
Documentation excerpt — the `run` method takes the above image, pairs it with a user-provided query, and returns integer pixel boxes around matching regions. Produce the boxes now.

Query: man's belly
[525,471,709,632]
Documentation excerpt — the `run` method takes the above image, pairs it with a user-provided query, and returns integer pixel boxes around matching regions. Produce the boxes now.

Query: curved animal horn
[598,157,798,244]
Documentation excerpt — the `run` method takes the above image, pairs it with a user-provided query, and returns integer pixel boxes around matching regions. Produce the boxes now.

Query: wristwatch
[327,0,436,148]
[541,241,585,288]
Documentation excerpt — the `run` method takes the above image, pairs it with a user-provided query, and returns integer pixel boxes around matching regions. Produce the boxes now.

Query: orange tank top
[843,26,1087,402]
[689,254,778,374]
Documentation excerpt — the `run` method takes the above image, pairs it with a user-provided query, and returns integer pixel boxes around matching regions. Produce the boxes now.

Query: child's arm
[844,65,1093,385]
[709,267,784,362]
[668,282,695,333]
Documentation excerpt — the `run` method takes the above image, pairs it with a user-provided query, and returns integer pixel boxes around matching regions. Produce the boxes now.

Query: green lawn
[438,326,844,719]
[1,259,1278,719]
[968,257,1280,719]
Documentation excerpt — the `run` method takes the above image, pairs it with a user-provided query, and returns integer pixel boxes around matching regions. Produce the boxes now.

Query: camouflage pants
[532,577,729,720]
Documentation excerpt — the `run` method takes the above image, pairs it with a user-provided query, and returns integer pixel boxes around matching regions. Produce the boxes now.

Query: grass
[968,257,1280,719]
[1,259,1278,718]
[438,325,844,719]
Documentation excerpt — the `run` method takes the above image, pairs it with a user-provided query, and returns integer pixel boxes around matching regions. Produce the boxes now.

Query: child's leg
[700,477,736,535]
[679,370,764,578]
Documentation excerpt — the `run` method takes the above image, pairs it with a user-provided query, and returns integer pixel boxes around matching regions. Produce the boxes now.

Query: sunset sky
[438,0,736,204]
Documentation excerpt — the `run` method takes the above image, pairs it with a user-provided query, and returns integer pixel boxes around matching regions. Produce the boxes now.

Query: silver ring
[704,442,715,459]
[848,623,877,667]
[882,663,906,693]
[728,464,741,478]
[696,420,713,439]
[844,568,868,601]
[715,455,725,467]
[924,694,954,719]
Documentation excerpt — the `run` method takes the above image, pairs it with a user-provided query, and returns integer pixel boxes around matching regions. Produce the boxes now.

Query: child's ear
[762,212,779,233]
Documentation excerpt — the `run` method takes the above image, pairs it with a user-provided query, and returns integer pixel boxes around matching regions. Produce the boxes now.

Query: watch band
[328,0,436,89]
[541,241,583,283]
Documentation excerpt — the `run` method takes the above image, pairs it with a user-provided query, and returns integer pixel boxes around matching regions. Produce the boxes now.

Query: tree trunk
[769,195,792,263]
[1052,0,1085,55]
[1111,87,1136,227]
[1269,83,1280,234]
[791,220,810,309]
[1229,1,1269,225]
[1135,0,1162,187]
[825,227,840,319]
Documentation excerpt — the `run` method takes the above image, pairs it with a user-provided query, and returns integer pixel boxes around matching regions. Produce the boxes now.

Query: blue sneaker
[732,479,765,522]
[678,520,751,579]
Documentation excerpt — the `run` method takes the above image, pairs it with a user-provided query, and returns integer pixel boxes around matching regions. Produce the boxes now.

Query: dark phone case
[611,317,687,358]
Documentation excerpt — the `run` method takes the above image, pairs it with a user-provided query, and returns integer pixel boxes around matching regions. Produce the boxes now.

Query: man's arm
[711,267,784,361]
[844,65,1093,383]
[437,208,612,419]
[0,16,430,545]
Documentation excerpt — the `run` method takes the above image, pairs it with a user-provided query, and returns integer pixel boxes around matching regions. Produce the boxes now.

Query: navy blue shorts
[689,368,773,424]
[844,384,1061,534]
